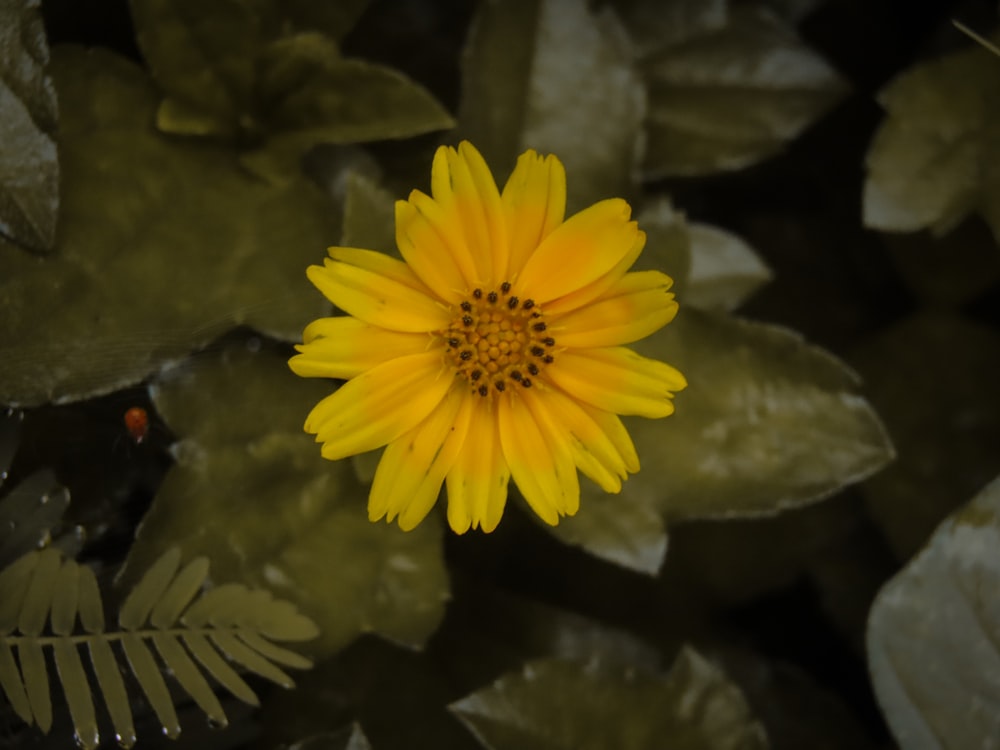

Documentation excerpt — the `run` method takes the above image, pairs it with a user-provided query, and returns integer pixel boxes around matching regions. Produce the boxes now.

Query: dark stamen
[461,301,472,311]
[527,363,539,376]
[473,289,483,299]
[533,322,546,331]
[543,355,554,364]
[510,370,522,381]
[460,350,472,361]
[500,281,511,294]
[523,299,535,310]
[531,311,541,318]
[471,370,482,381]
[478,385,489,397]
[522,378,532,388]
[448,337,460,348]
[507,296,519,309]
[462,315,474,326]
[495,381,506,392]
[543,337,555,346]
[487,291,498,304]
[531,346,545,357]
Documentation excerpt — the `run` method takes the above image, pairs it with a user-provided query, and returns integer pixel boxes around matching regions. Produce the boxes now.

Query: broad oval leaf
[450,647,768,750]
[867,474,1000,749]
[863,32,1000,242]
[641,6,848,177]
[0,47,337,406]
[0,0,58,252]
[685,222,772,311]
[623,308,893,520]
[459,0,645,212]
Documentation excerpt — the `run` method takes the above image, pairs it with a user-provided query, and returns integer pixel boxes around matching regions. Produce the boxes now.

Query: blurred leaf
[131,0,452,178]
[854,313,1000,560]
[613,0,727,56]
[0,0,58,252]
[633,197,692,299]
[341,172,397,257]
[459,0,645,212]
[623,307,893,520]
[122,339,449,658]
[641,6,848,177]
[863,33,1000,241]
[450,648,768,750]
[288,724,373,750]
[685,222,772,311]
[867,474,1000,749]
[0,470,70,568]
[0,47,337,407]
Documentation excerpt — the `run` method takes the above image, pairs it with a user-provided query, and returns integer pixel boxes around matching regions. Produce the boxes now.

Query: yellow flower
[289,141,686,534]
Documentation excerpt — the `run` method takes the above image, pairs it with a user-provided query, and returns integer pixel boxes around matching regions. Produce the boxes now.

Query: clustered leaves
[0,0,997,747]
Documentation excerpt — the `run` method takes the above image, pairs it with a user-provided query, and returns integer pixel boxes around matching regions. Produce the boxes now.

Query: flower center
[441,282,556,397]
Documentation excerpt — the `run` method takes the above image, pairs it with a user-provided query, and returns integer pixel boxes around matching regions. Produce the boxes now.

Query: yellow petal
[537,228,645,318]
[497,394,579,525]
[429,142,504,285]
[369,385,473,530]
[307,254,449,333]
[552,271,678,348]
[525,388,628,493]
[289,317,432,379]
[579,402,640,474]
[445,399,510,533]
[516,199,641,303]
[306,350,454,460]
[396,198,467,303]
[545,347,686,418]
[502,150,566,278]
[407,189,480,288]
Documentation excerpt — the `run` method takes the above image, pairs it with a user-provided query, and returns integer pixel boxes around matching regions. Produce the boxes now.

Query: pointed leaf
[626,308,892,519]
[863,33,1000,242]
[460,0,645,211]
[686,222,772,311]
[210,631,294,687]
[451,648,767,749]
[18,638,51,732]
[238,631,313,669]
[0,640,31,723]
[52,640,98,750]
[87,638,135,748]
[120,632,180,739]
[0,0,59,252]
[0,551,39,633]
[641,7,848,177]
[119,547,181,630]
[50,557,79,635]
[0,470,70,568]
[182,632,259,706]
[150,556,209,629]
[76,565,104,633]
[868,474,1000,749]
[18,547,61,635]
[151,633,227,727]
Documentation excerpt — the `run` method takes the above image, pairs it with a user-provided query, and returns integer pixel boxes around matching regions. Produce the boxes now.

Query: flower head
[289,141,686,533]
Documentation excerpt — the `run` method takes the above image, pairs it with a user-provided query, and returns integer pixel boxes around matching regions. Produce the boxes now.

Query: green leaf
[123,339,449,658]
[867,474,1000,749]
[623,308,893,520]
[129,0,268,134]
[450,648,768,750]
[0,47,337,407]
[459,0,645,212]
[612,0,726,56]
[863,32,1000,241]
[640,6,848,177]
[0,0,58,252]
[685,222,772,311]
[854,313,1000,560]
[0,470,70,568]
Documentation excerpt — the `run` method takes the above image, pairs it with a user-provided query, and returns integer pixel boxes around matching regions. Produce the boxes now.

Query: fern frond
[0,547,318,749]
